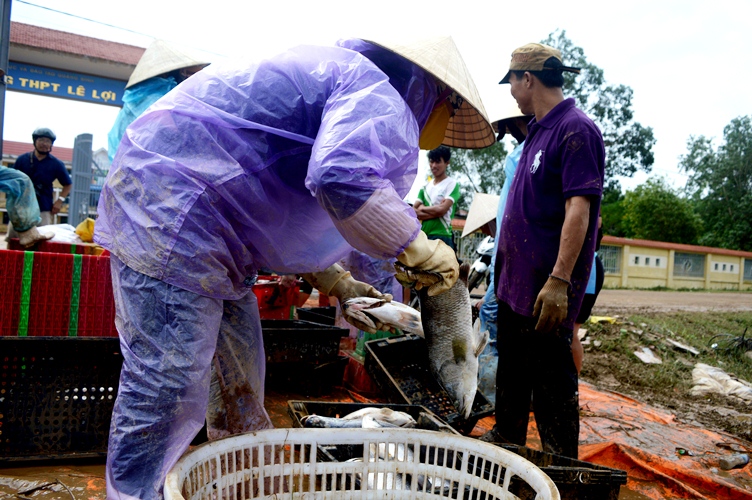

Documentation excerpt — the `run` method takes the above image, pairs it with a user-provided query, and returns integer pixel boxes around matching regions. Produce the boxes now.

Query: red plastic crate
[0,249,116,337]
[252,276,299,320]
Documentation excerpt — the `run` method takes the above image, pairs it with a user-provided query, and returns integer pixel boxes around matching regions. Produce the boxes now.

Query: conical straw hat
[491,94,528,133]
[126,39,213,89]
[363,36,495,149]
[461,192,500,238]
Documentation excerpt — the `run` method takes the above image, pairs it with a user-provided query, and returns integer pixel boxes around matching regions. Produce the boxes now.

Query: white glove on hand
[301,264,392,333]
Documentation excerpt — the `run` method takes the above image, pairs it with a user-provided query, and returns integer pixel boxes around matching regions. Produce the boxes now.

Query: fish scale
[415,264,489,419]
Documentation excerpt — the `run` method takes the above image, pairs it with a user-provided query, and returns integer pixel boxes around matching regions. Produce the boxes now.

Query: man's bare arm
[415,198,453,221]
[551,196,591,281]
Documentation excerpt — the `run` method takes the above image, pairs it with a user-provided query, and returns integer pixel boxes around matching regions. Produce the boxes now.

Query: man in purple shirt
[480,43,605,459]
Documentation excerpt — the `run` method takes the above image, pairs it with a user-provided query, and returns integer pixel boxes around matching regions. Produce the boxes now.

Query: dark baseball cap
[499,43,581,84]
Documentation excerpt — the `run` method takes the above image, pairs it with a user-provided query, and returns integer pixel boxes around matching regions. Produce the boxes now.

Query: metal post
[69,133,93,227]
[0,0,12,158]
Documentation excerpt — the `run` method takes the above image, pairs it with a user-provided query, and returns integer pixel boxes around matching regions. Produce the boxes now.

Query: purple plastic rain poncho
[95,40,438,499]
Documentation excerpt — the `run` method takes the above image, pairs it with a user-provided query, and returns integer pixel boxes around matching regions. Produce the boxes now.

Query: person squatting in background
[0,166,53,247]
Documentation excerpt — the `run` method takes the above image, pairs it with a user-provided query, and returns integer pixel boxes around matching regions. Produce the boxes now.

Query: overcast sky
[5,0,750,197]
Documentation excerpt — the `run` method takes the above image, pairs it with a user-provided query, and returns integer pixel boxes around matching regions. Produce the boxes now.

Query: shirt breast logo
[530,149,543,174]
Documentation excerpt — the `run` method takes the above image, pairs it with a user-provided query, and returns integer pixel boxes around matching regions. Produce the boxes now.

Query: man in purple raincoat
[95,36,494,499]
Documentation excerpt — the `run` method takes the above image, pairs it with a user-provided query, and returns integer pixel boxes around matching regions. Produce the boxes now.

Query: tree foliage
[449,141,508,211]
[680,115,752,251]
[542,30,656,191]
[600,188,626,237]
[620,178,703,244]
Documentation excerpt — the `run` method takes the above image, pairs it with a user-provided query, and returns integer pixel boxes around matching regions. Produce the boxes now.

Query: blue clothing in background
[477,140,524,405]
[0,166,41,232]
[478,140,524,339]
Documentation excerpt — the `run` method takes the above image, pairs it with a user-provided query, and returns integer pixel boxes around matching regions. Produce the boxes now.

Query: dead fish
[301,408,416,429]
[300,415,364,428]
[396,262,489,419]
[341,407,416,427]
[343,297,424,336]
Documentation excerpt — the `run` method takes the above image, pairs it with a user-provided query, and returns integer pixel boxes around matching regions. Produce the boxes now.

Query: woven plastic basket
[164,428,559,499]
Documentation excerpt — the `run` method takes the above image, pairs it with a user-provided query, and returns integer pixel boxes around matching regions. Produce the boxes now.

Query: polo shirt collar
[528,97,576,131]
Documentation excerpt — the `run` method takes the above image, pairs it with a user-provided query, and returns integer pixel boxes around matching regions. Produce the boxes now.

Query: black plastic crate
[261,319,348,365]
[265,355,348,394]
[287,400,458,463]
[296,306,337,326]
[364,333,494,434]
[494,444,627,500]
[0,337,122,462]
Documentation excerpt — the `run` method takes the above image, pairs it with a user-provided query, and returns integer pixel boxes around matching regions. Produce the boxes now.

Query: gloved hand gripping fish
[345,263,488,420]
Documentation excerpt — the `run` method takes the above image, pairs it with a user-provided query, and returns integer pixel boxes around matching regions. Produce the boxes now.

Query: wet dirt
[581,289,752,448]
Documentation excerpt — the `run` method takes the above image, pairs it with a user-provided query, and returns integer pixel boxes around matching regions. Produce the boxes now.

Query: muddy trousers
[106,255,272,500]
[494,301,579,458]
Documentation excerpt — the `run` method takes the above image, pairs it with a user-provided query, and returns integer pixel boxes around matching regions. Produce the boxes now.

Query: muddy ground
[581,289,752,445]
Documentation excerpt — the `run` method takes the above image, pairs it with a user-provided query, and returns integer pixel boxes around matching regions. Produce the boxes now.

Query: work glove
[396,231,459,296]
[533,275,570,333]
[301,264,392,334]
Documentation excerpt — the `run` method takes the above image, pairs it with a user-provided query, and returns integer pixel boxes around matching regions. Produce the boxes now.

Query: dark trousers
[494,301,579,458]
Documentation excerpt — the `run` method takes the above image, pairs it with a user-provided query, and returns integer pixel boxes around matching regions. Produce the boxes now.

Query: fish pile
[302,406,452,492]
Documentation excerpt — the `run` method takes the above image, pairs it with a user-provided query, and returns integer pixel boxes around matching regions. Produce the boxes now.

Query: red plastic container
[0,249,116,337]
[252,276,299,320]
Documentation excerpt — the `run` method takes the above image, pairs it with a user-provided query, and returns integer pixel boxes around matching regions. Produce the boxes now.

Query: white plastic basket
[165,428,559,499]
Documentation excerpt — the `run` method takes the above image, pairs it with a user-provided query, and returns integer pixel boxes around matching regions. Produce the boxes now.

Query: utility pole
[0,0,12,158]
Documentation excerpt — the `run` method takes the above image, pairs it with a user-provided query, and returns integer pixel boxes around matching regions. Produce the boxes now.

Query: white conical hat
[491,94,528,134]
[362,36,495,149]
[126,39,213,88]
[462,192,500,238]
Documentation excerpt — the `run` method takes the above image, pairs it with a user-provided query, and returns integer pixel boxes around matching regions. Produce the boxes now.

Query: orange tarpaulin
[476,382,752,499]
[576,382,752,499]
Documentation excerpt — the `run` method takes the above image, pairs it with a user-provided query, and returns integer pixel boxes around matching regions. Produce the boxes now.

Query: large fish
[396,262,489,420]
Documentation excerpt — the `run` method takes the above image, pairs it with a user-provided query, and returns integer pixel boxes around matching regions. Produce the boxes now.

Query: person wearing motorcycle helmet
[6,128,72,242]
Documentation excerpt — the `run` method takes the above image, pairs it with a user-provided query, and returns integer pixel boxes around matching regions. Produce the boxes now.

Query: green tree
[600,188,626,237]
[621,178,703,244]
[449,141,508,211]
[680,116,752,251]
[543,30,656,191]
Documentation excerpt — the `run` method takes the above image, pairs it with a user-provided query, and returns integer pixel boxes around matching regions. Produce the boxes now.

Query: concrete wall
[601,237,752,290]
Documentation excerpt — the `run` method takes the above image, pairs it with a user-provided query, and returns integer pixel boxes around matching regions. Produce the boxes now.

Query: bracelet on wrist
[548,274,571,288]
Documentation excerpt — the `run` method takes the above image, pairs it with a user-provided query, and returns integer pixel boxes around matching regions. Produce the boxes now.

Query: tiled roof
[10,22,145,65]
[3,140,73,163]
[602,235,752,259]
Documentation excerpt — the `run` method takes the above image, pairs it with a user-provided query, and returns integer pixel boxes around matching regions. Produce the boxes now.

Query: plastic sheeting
[521,382,752,499]
[106,255,271,500]
[95,41,436,301]
[107,76,177,162]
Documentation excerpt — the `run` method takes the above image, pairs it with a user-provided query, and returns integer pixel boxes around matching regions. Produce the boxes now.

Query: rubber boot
[17,226,53,248]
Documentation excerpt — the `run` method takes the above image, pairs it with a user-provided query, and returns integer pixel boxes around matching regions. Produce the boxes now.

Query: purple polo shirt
[496,98,605,329]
